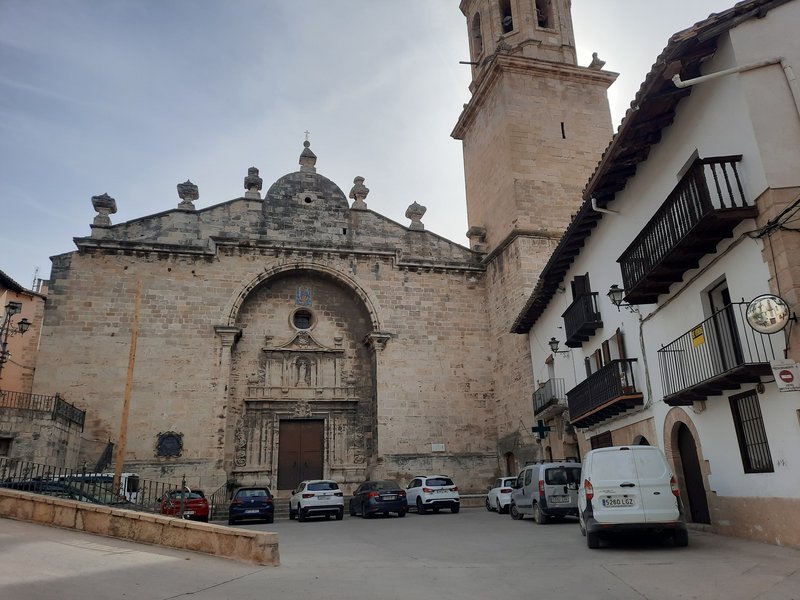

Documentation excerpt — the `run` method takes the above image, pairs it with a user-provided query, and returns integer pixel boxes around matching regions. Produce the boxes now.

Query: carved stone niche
[245,330,361,402]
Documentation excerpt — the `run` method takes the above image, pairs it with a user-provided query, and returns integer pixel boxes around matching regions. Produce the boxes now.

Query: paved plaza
[2,509,800,600]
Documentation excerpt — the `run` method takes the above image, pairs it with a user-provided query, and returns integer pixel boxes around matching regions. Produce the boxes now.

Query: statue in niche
[296,357,311,386]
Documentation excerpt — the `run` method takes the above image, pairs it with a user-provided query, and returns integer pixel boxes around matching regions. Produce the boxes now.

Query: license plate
[319,492,332,497]
[602,497,635,507]
[549,495,569,503]
[184,510,195,515]
[383,495,396,501]
[245,509,260,514]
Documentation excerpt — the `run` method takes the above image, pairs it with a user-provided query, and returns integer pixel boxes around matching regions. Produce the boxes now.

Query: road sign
[770,360,800,392]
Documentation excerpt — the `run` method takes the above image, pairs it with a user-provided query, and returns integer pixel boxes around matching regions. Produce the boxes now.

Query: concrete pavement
[2,509,800,599]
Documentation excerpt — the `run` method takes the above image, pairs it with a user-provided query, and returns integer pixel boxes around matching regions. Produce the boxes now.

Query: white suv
[289,480,344,522]
[486,476,517,514]
[406,475,460,514]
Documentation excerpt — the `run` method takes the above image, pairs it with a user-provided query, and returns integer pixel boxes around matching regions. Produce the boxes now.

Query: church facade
[30,0,616,492]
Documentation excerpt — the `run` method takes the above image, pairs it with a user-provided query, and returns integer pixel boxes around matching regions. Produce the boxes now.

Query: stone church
[31,0,615,492]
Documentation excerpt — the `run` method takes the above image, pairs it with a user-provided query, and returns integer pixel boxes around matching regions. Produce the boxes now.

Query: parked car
[0,479,132,507]
[228,487,274,525]
[405,475,460,514]
[349,480,407,518]
[486,476,517,514]
[509,461,581,523]
[160,489,209,522]
[578,446,688,549]
[289,480,344,522]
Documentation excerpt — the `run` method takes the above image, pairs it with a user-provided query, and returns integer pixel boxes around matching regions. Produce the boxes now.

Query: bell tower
[452,0,617,465]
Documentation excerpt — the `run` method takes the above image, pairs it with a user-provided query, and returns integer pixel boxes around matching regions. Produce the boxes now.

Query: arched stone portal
[224,267,382,491]
[663,408,711,524]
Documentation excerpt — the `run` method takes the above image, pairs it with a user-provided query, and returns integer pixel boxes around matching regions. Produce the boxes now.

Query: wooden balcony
[562,293,602,348]
[566,359,643,428]
[533,378,567,420]
[618,156,756,304]
[658,303,777,406]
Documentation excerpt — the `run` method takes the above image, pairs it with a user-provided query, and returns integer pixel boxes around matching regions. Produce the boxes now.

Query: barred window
[729,390,774,473]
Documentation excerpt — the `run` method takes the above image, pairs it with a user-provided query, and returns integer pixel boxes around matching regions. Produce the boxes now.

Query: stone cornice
[452,54,618,139]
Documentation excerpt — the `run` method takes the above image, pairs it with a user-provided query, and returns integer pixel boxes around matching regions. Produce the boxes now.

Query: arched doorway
[504,452,516,476]
[633,435,650,446]
[677,423,711,524]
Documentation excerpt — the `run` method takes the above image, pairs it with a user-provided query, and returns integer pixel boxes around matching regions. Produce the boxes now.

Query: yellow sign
[691,325,705,347]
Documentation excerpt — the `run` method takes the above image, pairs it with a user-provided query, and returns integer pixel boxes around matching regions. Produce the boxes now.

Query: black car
[349,480,407,518]
[228,487,275,525]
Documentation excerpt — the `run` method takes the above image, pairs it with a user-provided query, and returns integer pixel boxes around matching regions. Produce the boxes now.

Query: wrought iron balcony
[566,359,643,428]
[658,303,777,406]
[562,292,602,348]
[0,389,85,430]
[533,378,566,420]
[618,156,756,304]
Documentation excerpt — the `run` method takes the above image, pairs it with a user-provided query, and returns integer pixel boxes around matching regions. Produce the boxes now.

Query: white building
[513,0,800,548]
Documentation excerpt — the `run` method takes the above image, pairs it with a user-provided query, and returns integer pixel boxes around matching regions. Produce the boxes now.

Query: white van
[578,446,688,548]
[509,461,582,523]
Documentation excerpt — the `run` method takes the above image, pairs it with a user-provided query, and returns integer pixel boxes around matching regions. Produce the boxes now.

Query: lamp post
[0,301,31,379]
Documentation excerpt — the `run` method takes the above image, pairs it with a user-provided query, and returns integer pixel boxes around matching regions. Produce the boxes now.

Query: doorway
[677,423,711,524]
[277,420,324,490]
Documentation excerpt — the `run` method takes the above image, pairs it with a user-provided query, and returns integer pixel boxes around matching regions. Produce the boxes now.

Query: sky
[0,0,738,289]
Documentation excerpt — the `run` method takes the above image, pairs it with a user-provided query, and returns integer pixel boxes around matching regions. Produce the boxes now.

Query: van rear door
[631,447,680,523]
[589,448,645,524]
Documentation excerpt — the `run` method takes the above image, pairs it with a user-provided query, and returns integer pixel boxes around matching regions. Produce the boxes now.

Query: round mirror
[746,294,791,334]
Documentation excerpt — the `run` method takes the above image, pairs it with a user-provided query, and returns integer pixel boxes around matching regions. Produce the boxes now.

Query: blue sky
[0,0,736,288]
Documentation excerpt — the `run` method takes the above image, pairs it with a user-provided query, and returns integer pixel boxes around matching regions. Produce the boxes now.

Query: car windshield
[425,477,453,487]
[237,489,269,498]
[308,481,339,491]
[373,480,400,491]
[545,467,581,485]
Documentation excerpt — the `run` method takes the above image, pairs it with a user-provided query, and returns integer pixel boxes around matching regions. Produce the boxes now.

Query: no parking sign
[770,360,800,392]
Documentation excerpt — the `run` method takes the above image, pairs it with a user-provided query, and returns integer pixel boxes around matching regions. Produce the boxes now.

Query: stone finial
[588,52,606,70]
[466,225,487,252]
[177,180,198,210]
[405,201,427,231]
[349,176,369,210]
[244,167,263,199]
[299,140,317,173]
[91,193,117,226]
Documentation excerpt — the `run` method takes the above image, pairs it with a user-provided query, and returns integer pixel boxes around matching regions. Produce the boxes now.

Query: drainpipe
[590,197,619,215]
[673,57,800,120]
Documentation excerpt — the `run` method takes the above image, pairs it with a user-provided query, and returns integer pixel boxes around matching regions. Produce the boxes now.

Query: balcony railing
[533,378,566,418]
[562,293,602,348]
[658,303,777,406]
[0,389,85,430]
[618,156,756,304]
[566,359,643,428]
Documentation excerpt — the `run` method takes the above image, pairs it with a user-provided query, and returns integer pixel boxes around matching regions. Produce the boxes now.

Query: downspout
[673,57,800,120]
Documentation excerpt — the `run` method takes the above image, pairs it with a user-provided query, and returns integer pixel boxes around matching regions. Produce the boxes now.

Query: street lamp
[0,301,31,378]
[607,284,639,313]
[548,337,571,356]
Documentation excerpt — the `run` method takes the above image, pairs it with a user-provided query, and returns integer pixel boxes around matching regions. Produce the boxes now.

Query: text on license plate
[602,497,635,507]
[548,495,569,503]
[383,495,396,500]
[245,509,260,514]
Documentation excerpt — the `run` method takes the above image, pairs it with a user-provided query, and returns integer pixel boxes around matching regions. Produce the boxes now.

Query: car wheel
[289,505,297,520]
[673,529,689,547]
[349,504,357,516]
[510,503,523,520]
[361,502,371,519]
[416,498,426,514]
[485,497,492,511]
[398,509,406,518]
[298,508,307,522]
[533,502,546,525]
[586,531,600,549]
[496,500,504,514]
[335,508,344,521]
[265,514,274,524]
[451,505,460,514]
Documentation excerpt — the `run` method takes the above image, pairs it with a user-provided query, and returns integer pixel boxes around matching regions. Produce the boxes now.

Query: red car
[160,489,209,522]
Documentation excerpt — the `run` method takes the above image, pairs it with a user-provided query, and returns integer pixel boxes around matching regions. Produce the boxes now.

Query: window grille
[729,390,774,473]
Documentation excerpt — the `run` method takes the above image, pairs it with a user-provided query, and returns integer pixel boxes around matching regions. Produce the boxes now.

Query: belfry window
[471,13,483,58]
[500,0,513,33]
[536,0,552,28]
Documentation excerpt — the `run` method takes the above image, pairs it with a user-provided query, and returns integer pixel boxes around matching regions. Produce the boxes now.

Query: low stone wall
[0,488,279,566]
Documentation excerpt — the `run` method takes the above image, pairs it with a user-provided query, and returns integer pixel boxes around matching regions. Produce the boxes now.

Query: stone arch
[504,452,516,476]
[225,262,383,332]
[633,435,650,446]
[663,407,712,524]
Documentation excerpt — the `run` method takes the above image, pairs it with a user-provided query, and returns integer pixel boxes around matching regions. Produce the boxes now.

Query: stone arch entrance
[664,409,711,524]
[504,452,516,476]
[633,435,650,445]
[224,266,385,491]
